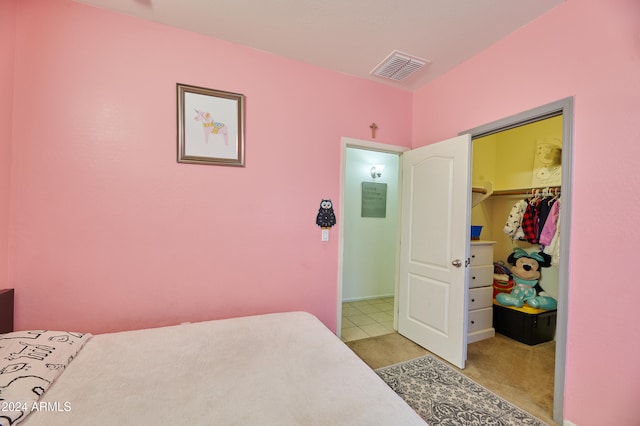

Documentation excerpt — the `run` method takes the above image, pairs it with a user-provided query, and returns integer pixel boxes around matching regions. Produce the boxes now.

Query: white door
[397,134,471,369]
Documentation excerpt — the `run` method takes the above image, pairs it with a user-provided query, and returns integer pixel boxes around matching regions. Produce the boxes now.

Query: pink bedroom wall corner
[411,0,640,424]
[8,0,411,335]
[0,0,18,290]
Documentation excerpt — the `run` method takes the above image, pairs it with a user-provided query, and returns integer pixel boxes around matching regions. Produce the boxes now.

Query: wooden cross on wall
[369,122,378,139]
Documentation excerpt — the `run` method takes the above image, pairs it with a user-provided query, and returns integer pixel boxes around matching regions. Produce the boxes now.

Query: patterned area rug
[376,355,549,425]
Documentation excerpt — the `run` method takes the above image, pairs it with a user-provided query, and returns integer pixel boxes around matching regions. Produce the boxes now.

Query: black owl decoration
[316,199,336,229]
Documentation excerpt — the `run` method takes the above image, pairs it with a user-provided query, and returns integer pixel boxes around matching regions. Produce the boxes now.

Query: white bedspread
[23,312,426,425]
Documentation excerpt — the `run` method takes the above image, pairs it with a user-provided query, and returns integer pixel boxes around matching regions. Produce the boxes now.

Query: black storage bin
[493,301,556,345]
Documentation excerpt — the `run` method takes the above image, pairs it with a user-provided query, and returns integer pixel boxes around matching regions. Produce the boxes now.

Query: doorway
[338,97,572,425]
[463,97,572,425]
[336,138,407,338]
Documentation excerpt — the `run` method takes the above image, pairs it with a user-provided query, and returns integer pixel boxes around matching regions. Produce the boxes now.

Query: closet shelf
[472,181,493,207]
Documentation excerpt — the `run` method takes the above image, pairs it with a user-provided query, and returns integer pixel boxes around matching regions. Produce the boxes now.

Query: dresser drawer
[469,265,493,288]
[469,243,494,266]
[469,307,493,333]
[469,286,493,310]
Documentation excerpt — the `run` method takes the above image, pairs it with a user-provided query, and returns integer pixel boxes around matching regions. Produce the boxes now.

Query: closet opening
[464,97,573,425]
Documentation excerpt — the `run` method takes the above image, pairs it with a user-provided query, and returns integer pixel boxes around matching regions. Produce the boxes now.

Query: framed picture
[177,83,245,166]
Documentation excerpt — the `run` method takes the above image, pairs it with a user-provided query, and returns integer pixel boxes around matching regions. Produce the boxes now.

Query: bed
[0,311,426,425]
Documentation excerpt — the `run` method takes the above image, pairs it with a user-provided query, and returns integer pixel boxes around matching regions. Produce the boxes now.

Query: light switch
[321,229,329,241]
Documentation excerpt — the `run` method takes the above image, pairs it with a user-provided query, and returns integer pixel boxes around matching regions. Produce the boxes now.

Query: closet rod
[472,187,488,194]
[491,186,561,196]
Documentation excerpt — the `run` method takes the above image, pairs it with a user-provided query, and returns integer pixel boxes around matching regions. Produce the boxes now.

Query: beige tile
[379,320,394,330]
[379,304,394,313]
[342,306,361,317]
[360,323,394,337]
[355,304,382,314]
[348,314,377,326]
[341,327,369,342]
[368,311,393,323]
[341,317,355,329]
[368,297,393,308]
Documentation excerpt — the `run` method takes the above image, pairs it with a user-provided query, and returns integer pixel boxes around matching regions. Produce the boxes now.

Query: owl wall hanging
[316,199,336,241]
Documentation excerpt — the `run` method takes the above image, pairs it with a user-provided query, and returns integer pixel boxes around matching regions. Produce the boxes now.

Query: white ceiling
[73,0,564,91]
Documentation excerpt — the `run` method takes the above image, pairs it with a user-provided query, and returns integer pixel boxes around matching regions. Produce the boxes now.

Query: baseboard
[342,293,394,303]
[468,328,495,344]
[563,421,577,426]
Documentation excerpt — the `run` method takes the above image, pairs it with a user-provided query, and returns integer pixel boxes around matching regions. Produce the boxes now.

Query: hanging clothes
[536,196,556,241]
[503,199,528,241]
[539,198,560,246]
[503,188,561,247]
[542,199,561,266]
[521,199,539,244]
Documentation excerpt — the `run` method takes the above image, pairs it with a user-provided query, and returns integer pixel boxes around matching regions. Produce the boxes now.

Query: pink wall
[412,0,640,424]
[7,0,411,334]
[8,0,638,423]
[0,0,17,289]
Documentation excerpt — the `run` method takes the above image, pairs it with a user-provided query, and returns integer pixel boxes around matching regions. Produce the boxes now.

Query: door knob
[451,259,462,267]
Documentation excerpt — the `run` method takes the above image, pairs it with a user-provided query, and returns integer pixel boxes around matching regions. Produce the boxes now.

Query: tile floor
[340,297,395,342]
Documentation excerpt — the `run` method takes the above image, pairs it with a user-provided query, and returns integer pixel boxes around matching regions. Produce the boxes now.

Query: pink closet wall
[7,0,412,333]
[0,0,17,288]
[412,0,640,424]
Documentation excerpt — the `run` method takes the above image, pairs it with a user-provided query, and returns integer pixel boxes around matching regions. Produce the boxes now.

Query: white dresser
[467,241,495,344]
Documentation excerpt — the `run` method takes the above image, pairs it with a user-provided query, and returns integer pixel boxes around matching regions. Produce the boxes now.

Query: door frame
[461,97,573,425]
[336,137,408,336]
[337,96,572,423]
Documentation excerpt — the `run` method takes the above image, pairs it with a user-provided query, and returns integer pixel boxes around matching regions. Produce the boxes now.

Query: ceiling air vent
[371,50,430,81]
